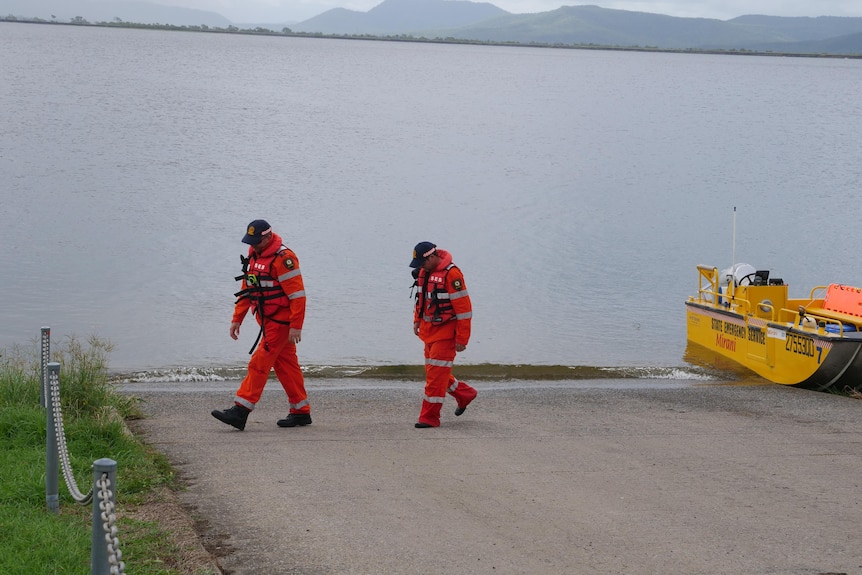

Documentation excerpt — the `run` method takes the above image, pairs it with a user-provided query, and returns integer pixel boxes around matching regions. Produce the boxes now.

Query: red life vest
[417,264,458,324]
[235,246,291,322]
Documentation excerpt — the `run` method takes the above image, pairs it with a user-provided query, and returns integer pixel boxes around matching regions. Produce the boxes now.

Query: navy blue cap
[409,241,437,268]
[242,219,272,245]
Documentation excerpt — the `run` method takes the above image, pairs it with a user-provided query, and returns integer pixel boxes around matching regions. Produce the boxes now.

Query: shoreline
[109,362,720,383]
[4,19,861,59]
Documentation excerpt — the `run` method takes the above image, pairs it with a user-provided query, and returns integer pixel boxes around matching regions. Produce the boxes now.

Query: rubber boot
[211,404,250,431]
[416,400,442,428]
[450,381,477,416]
[276,413,312,427]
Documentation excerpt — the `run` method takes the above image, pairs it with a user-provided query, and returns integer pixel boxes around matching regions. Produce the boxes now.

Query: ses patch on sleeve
[453,279,463,291]
[284,258,295,270]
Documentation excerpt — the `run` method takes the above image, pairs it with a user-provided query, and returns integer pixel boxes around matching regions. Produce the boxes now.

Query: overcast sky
[149,0,862,24]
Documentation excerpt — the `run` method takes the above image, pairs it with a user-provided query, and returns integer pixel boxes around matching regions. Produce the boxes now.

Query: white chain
[98,474,126,575]
[49,373,93,504]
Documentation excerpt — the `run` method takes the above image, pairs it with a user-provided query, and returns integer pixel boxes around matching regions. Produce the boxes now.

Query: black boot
[211,404,250,431]
[276,413,312,427]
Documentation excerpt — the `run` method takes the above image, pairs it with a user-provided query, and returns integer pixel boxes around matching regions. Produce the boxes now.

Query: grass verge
[0,336,219,575]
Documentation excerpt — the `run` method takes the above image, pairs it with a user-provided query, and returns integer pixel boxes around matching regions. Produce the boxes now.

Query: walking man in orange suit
[212,219,311,431]
[409,241,477,428]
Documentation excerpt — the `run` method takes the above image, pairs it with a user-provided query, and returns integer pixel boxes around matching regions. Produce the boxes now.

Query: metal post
[91,458,117,575]
[45,362,60,513]
[40,327,50,409]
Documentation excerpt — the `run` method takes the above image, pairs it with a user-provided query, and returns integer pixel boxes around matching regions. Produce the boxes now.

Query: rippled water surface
[2,23,862,378]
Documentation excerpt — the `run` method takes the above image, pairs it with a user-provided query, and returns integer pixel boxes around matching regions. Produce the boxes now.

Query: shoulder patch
[284,257,295,270]
[453,279,463,291]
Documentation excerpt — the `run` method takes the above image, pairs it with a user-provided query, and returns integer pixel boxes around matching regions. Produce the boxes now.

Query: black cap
[409,241,437,268]
[242,220,272,245]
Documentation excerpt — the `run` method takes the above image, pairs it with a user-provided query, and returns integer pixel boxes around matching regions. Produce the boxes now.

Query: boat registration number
[785,333,817,358]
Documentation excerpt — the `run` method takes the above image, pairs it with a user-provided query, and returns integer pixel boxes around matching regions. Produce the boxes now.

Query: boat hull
[686,302,862,391]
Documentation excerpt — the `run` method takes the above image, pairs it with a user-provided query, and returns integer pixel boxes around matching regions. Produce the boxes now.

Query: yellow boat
[685,263,862,391]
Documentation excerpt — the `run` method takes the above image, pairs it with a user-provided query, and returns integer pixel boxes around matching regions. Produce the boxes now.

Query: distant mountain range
[3,0,862,55]
[293,0,506,36]
[293,1,862,54]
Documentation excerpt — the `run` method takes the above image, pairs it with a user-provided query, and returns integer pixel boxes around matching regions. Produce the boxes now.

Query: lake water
[2,22,862,380]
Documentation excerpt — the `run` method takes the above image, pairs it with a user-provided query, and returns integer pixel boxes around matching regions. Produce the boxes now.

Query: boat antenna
[731,206,736,268]
[726,206,738,300]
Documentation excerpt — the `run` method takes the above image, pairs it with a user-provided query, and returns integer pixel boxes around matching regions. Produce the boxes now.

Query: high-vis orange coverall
[232,232,309,414]
[414,249,476,427]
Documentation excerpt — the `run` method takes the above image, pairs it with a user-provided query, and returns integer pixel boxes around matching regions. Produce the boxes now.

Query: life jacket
[416,264,458,324]
[234,246,291,323]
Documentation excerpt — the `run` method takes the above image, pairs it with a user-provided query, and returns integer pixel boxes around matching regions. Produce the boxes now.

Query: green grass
[0,336,214,575]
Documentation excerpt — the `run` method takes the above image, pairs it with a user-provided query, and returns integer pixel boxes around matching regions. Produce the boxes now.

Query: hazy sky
[146,0,862,23]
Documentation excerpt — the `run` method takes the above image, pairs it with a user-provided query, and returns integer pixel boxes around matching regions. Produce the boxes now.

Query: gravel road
[123,379,862,575]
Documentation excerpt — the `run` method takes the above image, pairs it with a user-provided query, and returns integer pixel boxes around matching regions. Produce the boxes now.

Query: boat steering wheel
[738,273,757,286]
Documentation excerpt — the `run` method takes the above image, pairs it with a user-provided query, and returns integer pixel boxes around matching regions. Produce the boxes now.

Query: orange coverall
[232,232,309,414]
[414,249,476,426]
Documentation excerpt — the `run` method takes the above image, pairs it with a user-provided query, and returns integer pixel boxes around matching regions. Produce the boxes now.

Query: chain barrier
[97,473,126,575]
[42,330,128,575]
[48,365,93,504]
[40,326,50,409]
